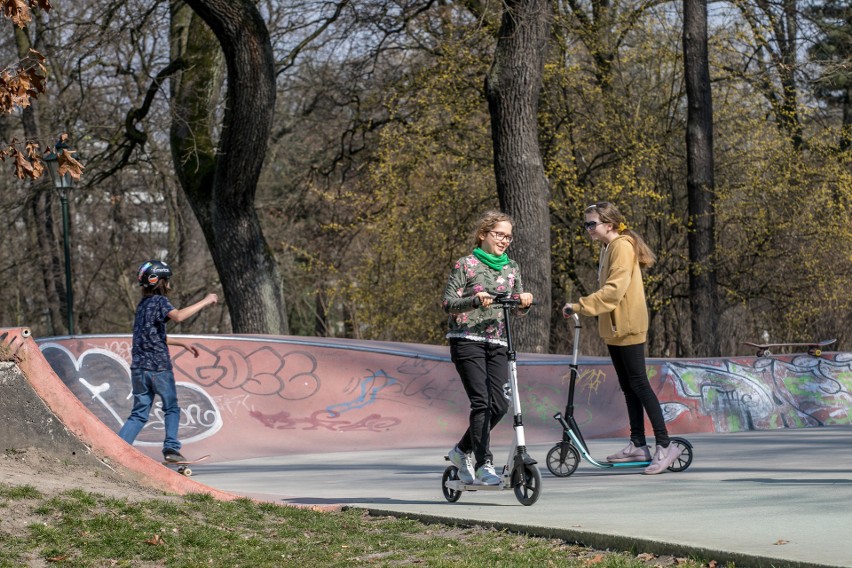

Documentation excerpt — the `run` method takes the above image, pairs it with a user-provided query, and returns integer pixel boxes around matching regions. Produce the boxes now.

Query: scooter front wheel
[513,464,542,506]
[441,466,462,502]
[546,442,580,477]
[667,437,694,472]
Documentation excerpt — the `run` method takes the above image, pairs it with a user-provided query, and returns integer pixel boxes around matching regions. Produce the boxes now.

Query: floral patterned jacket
[442,254,528,346]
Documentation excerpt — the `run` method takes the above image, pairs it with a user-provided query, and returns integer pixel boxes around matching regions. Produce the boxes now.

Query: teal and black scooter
[546,313,694,477]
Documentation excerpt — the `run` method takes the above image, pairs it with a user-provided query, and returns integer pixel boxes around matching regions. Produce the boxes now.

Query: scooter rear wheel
[667,437,694,472]
[546,442,580,477]
[513,464,542,506]
[441,466,462,502]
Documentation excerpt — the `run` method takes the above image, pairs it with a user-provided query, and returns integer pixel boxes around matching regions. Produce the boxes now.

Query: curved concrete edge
[0,327,238,502]
[357,508,832,568]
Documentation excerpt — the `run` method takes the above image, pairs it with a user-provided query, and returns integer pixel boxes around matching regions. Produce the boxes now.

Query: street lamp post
[43,139,75,336]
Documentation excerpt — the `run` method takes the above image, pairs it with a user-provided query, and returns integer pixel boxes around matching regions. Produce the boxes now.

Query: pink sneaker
[606,441,652,463]
[644,443,683,475]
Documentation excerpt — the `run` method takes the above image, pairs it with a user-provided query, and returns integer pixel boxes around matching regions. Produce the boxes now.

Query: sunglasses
[583,221,606,230]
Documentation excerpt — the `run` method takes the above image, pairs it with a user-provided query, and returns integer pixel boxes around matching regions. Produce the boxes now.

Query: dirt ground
[0,446,172,501]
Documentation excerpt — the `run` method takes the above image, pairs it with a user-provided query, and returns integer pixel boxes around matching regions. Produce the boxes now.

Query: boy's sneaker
[447,446,475,484]
[163,449,186,463]
[606,441,651,463]
[474,461,501,486]
[644,444,682,475]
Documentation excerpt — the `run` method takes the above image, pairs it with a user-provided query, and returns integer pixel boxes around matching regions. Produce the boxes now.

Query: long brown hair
[471,210,514,248]
[142,279,170,297]
[585,202,656,268]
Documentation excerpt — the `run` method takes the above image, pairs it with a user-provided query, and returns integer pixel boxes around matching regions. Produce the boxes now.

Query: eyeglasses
[489,231,513,243]
[583,221,605,230]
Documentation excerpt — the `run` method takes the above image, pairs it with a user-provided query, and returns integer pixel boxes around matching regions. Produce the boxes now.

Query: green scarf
[473,247,510,271]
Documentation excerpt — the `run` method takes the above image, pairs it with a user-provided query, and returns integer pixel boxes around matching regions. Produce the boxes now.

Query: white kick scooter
[441,293,542,506]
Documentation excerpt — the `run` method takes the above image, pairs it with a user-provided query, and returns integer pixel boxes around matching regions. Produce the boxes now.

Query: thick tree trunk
[171,0,287,334]
[485,0,552,353]
[683,0,719,357]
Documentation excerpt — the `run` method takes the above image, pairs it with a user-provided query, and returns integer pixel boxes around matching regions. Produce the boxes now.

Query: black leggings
[607,343,669,448]
[450,339,509,469]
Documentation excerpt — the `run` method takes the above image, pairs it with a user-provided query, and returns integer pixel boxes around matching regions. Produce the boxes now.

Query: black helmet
[137,260,172,288]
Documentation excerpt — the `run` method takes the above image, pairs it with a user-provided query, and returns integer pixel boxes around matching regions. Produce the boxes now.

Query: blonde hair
[585,202,656,268]
[472,210,514,248]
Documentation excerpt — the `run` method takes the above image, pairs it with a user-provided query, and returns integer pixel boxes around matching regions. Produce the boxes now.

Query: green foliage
[717,128,852,340]
[340,16,500,343]
[806,1,852,99]
[544,2,689,355]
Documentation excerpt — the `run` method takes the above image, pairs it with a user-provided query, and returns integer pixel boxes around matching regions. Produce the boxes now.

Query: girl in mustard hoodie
[562,202,680,475]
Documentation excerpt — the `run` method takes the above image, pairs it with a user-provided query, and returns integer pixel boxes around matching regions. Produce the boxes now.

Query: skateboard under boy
[741,339,837,358]
[161,454,210,476]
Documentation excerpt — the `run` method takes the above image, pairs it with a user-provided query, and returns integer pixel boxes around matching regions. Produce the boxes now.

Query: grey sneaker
[606,441,652,463]
[163,449,186,463]
[644,444,683,475]
[448,446,475,484]
[474,461,501,486]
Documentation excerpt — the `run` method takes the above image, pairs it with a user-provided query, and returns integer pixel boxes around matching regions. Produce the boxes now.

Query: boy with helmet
[118,260,218,462]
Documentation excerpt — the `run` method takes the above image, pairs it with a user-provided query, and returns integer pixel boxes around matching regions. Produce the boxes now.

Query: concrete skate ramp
[27,331,852,465]
[0,328,237,500]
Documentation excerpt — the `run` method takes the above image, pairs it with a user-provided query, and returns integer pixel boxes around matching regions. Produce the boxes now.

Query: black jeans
[607,343,669,448]
[450,339,509,469]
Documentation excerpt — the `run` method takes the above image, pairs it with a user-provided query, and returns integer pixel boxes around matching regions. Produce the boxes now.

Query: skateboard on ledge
[741,339,836,358]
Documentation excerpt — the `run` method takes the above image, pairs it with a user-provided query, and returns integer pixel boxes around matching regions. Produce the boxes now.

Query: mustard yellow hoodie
[569,235,648,346]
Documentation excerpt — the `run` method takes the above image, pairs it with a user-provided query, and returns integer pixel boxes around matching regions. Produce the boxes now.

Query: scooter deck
[444,478,508,492]
[592,459,652,468]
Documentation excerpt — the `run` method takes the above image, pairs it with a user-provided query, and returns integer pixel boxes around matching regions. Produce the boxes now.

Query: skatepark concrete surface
[197,427,852,568]
[3,326,852,568]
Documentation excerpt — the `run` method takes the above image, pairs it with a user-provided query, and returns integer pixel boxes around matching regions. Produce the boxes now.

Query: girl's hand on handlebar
[518,293,533,308]
[475,292,494,308]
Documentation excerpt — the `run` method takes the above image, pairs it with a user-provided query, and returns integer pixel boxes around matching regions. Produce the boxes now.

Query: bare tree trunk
[171,0,287,334]
[683,0,719,356]
[842,86,851,151]
[779,0,802,149]
[485,0,552,353]
[14,26,66,334]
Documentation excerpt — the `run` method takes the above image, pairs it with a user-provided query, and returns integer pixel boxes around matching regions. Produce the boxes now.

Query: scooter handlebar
[489,293,537,307]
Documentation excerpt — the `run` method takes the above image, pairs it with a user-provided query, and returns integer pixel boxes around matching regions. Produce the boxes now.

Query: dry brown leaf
[637,552,656,561]
[708,561,718,568]
[774,539,789,545]
[57,148,84,180]
[13,148,34,179]
[585,553,605,565]
[144,534,165,546]
[3,0,32,28]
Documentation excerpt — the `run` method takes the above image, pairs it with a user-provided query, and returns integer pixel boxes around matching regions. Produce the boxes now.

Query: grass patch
[0,484,41,500]
[0,485,718,567]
